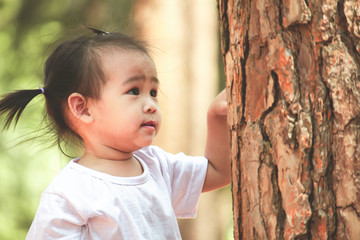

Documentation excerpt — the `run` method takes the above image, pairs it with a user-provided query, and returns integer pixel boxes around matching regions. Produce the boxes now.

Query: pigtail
[0,89,43,129]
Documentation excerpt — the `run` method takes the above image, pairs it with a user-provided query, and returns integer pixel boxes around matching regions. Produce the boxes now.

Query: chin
[140,139,154,148]
[131,139,153,150]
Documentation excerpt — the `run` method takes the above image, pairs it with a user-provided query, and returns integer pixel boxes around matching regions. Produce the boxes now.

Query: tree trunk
[218,0,360,239]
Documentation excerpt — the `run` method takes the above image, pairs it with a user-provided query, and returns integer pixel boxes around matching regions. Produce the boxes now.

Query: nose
[143,99,157,113]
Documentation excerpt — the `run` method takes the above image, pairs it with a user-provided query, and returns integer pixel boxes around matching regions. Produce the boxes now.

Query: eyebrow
[124,75,159,85]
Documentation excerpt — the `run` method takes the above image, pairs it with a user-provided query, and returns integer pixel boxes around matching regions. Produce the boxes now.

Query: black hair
[0,28,151,155]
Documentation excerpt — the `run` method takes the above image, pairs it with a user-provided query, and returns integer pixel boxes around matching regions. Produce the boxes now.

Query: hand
[203,89,231,192]
[208,89,228,117]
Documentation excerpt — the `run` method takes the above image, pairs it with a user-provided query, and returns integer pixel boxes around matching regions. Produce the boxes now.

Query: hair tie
[88,27,110,36]
[39,84,45,94]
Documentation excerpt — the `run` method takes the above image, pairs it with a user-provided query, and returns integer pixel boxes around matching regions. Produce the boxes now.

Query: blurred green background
[0,1,135,239]
[0,0,232,239]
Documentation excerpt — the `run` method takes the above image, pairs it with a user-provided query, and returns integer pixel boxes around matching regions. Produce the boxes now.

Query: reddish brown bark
[218,0,360,239]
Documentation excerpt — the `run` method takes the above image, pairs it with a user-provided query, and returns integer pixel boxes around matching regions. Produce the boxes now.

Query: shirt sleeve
[26,193,86,240]
[148,146,208,218]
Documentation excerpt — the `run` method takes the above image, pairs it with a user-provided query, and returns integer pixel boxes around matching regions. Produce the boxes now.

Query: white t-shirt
[26,146,208,240]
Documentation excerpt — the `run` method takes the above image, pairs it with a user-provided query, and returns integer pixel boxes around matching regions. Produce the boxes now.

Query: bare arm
[202,89,231,192]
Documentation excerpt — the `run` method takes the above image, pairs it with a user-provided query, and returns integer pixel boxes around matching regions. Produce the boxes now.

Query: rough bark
[218,0,360,239]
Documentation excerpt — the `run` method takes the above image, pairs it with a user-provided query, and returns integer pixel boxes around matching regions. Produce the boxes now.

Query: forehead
[97,48,157,86]
[95,48,158,91]
[98,47,156,72]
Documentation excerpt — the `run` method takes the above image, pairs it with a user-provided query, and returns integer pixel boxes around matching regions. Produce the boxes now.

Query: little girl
[0,28,230,239]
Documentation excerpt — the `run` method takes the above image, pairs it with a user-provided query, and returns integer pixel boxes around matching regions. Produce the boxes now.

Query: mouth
[141,121,156,128]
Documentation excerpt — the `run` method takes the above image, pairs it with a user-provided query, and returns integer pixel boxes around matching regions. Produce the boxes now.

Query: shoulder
[135,145,166,158]
[40,159,124,216]
[135,145,174,166]
[135,145,190,162]
[43,160,99,200]
[135,145,208,176]
[134,145,187,169]
[134,146,169,175]
[135,145,208,166]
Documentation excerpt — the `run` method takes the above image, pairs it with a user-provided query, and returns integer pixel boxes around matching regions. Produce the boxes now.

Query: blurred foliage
[0,0,134,239]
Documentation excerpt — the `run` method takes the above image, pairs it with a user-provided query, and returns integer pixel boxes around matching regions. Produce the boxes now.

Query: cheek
[157,108,162,119]
[156,109,162,132]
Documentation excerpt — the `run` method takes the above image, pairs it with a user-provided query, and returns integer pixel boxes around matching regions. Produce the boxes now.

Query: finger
[217,101,228,116]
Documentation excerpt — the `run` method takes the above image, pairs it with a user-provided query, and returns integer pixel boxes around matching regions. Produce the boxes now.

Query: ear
[67,93,93,124]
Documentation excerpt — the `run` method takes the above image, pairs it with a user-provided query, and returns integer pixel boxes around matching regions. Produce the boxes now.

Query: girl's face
[87,49,161,153]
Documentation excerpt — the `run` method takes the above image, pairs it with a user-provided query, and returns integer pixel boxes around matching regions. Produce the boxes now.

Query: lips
[141,121,156,128]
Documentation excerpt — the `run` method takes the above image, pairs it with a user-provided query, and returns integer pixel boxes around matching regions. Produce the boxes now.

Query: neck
[82,143,135,162]
[77,145,144,177]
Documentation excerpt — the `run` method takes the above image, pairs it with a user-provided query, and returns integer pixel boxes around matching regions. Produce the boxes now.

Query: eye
[127,88,140,95]
[150,89,158,97]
